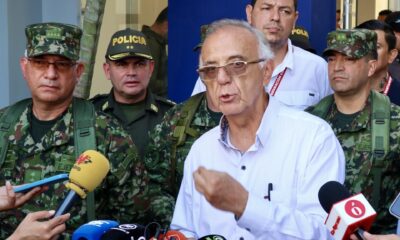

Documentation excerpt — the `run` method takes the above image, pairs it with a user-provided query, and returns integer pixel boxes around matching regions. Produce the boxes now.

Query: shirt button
[241,165,246,170]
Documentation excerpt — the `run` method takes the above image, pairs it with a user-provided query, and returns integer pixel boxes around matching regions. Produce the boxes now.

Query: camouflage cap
[25,22,82,61]
[193,24,209,51]
[323,29,377,59]
[106,28,153,61]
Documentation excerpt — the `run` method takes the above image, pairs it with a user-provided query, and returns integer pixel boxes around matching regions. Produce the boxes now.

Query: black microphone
[198,234,227,240]
[318,181,377,240]
[54,150,110,217]
[100,223,146,240]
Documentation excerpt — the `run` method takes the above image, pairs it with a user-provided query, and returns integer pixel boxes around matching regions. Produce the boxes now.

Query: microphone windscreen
[100,224,145,240]
[318,181,350,213]
[68,150,110,197]
[160,230,188,240]
[198,234,227,240]
[72,220,119,240]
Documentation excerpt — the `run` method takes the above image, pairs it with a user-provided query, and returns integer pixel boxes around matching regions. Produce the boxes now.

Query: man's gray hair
[205,19,274,62]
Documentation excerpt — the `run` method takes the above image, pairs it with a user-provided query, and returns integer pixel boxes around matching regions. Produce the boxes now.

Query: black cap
[105,28,153,60]
[385,11,400,32]
[289,26,316,54]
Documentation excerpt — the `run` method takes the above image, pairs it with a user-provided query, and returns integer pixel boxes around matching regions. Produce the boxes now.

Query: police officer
[307,29,400,233]
[91,28,174,158]
[0,23,149,238]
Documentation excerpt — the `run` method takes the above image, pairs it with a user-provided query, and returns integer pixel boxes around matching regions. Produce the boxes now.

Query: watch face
[389,193,400,219]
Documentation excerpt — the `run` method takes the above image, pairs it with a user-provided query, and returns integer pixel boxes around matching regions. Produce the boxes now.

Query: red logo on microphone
[76,154,92,165]
[344,199,366,218]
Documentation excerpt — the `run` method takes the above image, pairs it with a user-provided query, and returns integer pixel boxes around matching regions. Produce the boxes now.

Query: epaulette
[90,94,108,103]
[154,95,176,106]
[89,94,109,111]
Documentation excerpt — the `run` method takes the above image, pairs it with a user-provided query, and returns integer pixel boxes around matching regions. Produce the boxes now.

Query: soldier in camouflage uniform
[144,92,222,226]
[307,29,400,233]
[141,7,168,97]
[0,23,150,239]
[144,24,222,226]
[91,28,174,158]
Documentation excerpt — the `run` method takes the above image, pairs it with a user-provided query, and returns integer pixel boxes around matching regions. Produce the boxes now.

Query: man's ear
[367,59,377,78]
[74,62,85,82]
[103,62,112,81]
[388,48,398,64]
[262,60,273,86]
[19,57,28,80]
[245,4,254,25]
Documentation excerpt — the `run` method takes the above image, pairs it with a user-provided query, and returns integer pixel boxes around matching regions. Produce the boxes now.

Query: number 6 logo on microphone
[345,199,366,218]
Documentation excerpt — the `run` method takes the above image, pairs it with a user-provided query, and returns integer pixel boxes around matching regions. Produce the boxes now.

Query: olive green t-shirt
[330,110,361,129]
[30,112,64,142]
[118,100,146,123]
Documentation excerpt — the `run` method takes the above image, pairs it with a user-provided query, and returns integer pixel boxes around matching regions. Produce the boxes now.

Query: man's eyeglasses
[197,59,265,81]
[27,58,76,71]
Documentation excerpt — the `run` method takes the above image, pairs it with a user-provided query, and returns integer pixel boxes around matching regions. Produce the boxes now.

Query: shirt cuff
[236,194,272,235]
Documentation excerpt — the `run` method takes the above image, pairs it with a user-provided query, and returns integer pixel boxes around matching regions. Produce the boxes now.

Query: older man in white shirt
[171,19,344,240]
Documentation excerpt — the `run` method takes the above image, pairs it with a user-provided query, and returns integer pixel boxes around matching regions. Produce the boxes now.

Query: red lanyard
[270,67,287,96]
[382,73,393,96]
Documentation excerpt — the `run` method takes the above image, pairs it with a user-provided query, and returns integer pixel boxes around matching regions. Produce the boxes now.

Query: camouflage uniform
[91,90,174,158]
[307,29,400,233]
[307,93,400,232]
[144,92,222,226]
[0,99,150,238]
[0,23,151,239]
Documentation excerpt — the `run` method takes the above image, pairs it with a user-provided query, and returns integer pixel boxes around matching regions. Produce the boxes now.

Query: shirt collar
[102,88,159,113]
[218,94,277,151]
[272,39,295,77]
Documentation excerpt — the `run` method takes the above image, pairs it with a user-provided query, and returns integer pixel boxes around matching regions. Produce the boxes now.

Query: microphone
[72,220,119,240]
[158,230,188,240]
[100,223,146,240]
[318,181,377,240]
[198,234,227,240]
[389,192,400,219]
[54,150,110,217]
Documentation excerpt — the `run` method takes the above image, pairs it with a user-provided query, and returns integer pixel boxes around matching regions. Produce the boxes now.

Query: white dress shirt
[266,40,332,110]
[171,97,345,240]
[191,40,332,110]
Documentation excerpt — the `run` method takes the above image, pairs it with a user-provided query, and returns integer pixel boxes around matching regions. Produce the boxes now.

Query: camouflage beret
[193,24,209,51]
[323,29,377,59]
[105,28,153,61]
[25,22,82,61]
